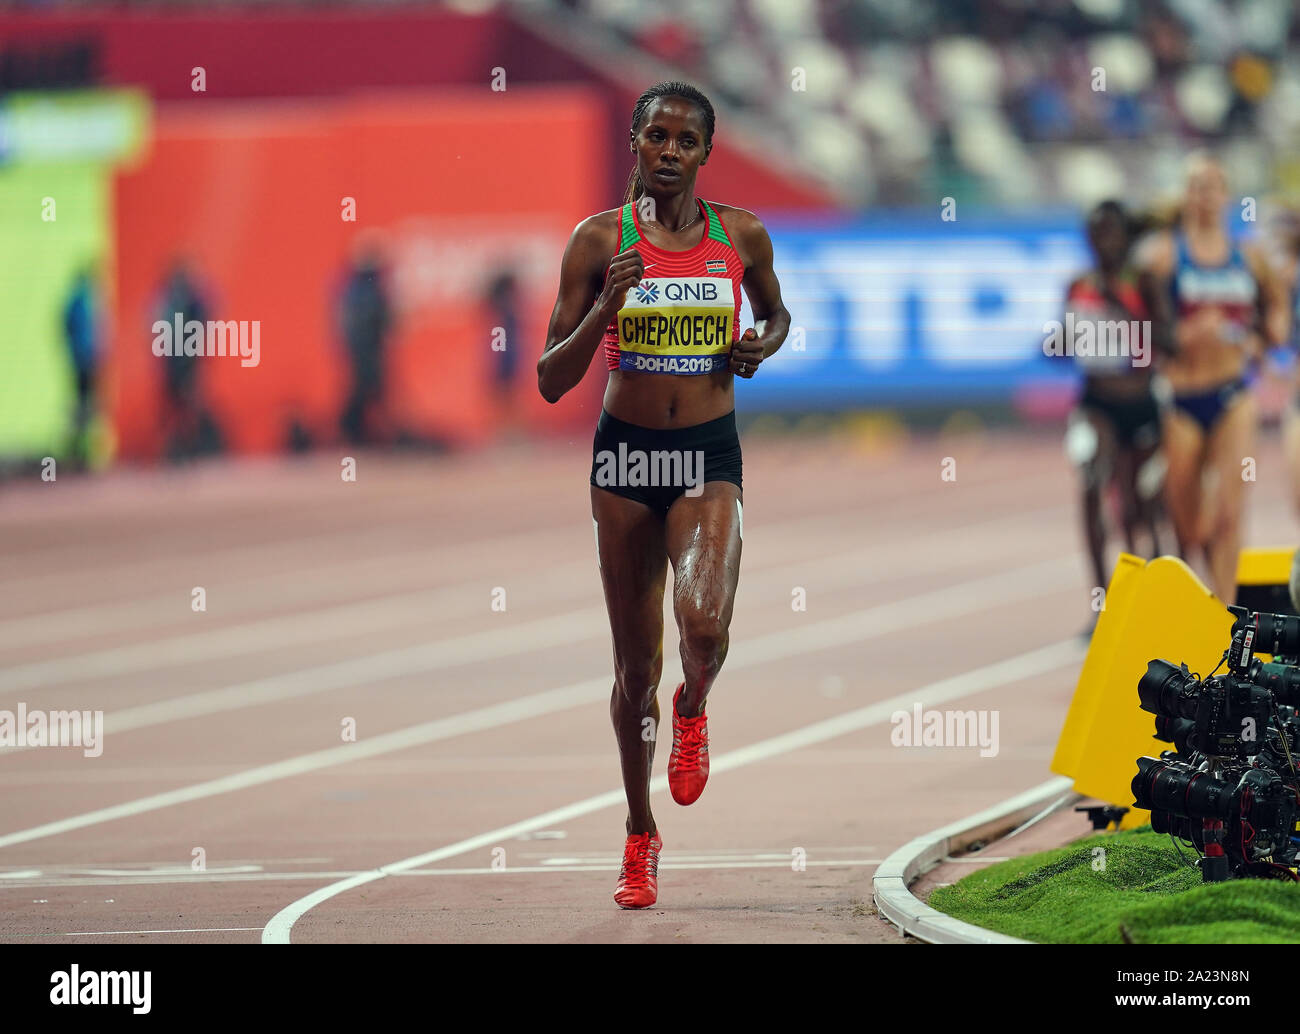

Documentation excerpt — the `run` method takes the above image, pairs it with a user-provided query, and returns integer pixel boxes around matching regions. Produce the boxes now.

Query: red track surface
[0,427,1293,942]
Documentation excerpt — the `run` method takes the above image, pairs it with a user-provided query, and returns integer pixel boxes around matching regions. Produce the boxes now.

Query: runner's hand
[597,249,644,320]
[730,328,763,378]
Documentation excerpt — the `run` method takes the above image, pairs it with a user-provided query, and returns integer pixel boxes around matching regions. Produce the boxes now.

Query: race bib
[617,277,735,375]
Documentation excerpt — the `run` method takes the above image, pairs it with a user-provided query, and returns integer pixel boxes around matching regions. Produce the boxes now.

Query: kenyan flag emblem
[705,260,727,275]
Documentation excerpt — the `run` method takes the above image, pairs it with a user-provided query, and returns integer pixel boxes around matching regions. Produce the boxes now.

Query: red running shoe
[614,831,662,909]
[668,682,710,805]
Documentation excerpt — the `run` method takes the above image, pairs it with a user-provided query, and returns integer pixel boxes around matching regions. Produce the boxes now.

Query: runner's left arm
[730,211,790,378]
[1246,243,1291,356]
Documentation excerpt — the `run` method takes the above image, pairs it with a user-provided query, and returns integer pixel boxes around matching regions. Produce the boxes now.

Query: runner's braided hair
[624,82,715,206]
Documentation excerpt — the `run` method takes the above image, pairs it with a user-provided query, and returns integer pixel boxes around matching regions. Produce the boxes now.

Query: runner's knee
[613,653,662,708]
[679,611,728,675]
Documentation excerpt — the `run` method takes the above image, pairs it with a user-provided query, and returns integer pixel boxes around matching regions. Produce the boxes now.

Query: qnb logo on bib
[618,277,735,376]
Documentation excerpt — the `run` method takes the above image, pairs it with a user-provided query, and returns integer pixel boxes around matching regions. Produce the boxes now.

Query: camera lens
[1239,612,1300,661]
[1132,756,1233,818]
[1183,770,1235,818]
[1153,715,1196,754]
[1250,660,1300,708]
[1149,809,1196,842]
[1132,756,1167,810]
[1138,660,1199,719]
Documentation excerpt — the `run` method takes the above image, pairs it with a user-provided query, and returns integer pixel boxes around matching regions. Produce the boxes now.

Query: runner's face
[1185,163,1228,222]
[633,99,709,197]
[1088,213,1128,270]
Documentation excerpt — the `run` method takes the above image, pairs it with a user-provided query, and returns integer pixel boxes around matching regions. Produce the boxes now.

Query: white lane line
[0,507,583,605]
[261,637,1084,943]
[390,860,884,875]
[78,865,263,876]
[0,501,1066,695]
[0,872,376,889]
[0,527,1072,749]
[539,853,812,864]
[8,927,265,938]
[0,529,561,639]
[0,605,605,732]
[0,676,610,850]
[0,556,1080,848]
[0,492,885,642]
[0,856,330,870]
[0,550,590,654]
[0,572,595,694]
[515,845,878,856]
[0,859,882,890]
[0,462,1055,620]
[0,863,883,900]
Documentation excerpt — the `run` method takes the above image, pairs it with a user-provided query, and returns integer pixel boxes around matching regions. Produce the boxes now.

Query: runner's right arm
[538,217,643,404]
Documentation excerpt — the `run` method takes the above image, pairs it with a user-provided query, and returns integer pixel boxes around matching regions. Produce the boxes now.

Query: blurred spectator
[61,263,100,470]
[18,0,1299,208]
[337,241,394,446]
[536,0,1298,207]
[154,257,223,462]
[483,265,522,435]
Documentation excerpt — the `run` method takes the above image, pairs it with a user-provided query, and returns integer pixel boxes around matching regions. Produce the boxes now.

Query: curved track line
[1,510,1069,750]
[262,638,1084,943]
[0,556,1076,848]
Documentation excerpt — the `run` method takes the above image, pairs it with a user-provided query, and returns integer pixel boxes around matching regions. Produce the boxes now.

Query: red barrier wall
[0,9,526,98]
[112,86,609,458]
[1,8,837,210]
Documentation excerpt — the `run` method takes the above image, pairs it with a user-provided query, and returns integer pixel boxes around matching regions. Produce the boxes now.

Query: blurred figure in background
[483,264,522,437]
[155,257,223,462]
[1140,154,1289,601]
[1062,200,1170,626]
[62,263,101,470]
[337,240,394,446]
[1275,208,1300,520]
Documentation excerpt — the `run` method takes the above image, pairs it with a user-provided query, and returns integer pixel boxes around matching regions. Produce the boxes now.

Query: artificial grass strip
[927,826,1300,943]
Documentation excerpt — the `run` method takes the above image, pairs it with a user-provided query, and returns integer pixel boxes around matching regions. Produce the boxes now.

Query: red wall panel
[112,86,609,458]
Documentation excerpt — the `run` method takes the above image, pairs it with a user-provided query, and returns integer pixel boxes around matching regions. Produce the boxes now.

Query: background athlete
[1272,208,1300,522]
[1140,154,1288,601]
[537,82,790,909]
[1060,200,1170,630]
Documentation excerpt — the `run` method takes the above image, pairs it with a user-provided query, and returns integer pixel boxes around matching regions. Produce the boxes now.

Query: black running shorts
[590,409,742,518]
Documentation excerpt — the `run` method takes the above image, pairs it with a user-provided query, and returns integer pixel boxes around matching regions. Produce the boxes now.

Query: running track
[0,426,1294,943]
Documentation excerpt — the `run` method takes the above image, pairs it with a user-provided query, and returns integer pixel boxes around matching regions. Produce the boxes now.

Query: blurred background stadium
[6,0,1300,946]
[4,0,1299,470]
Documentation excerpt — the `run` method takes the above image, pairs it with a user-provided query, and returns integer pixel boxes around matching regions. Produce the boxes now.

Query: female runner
[1274,209,1300,519]
[537,81,790,909]
[1062,200,1169,625]
[1141,154,1287,600]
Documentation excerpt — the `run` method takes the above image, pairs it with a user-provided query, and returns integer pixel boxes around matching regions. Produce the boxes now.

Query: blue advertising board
[735,213,1091,409]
